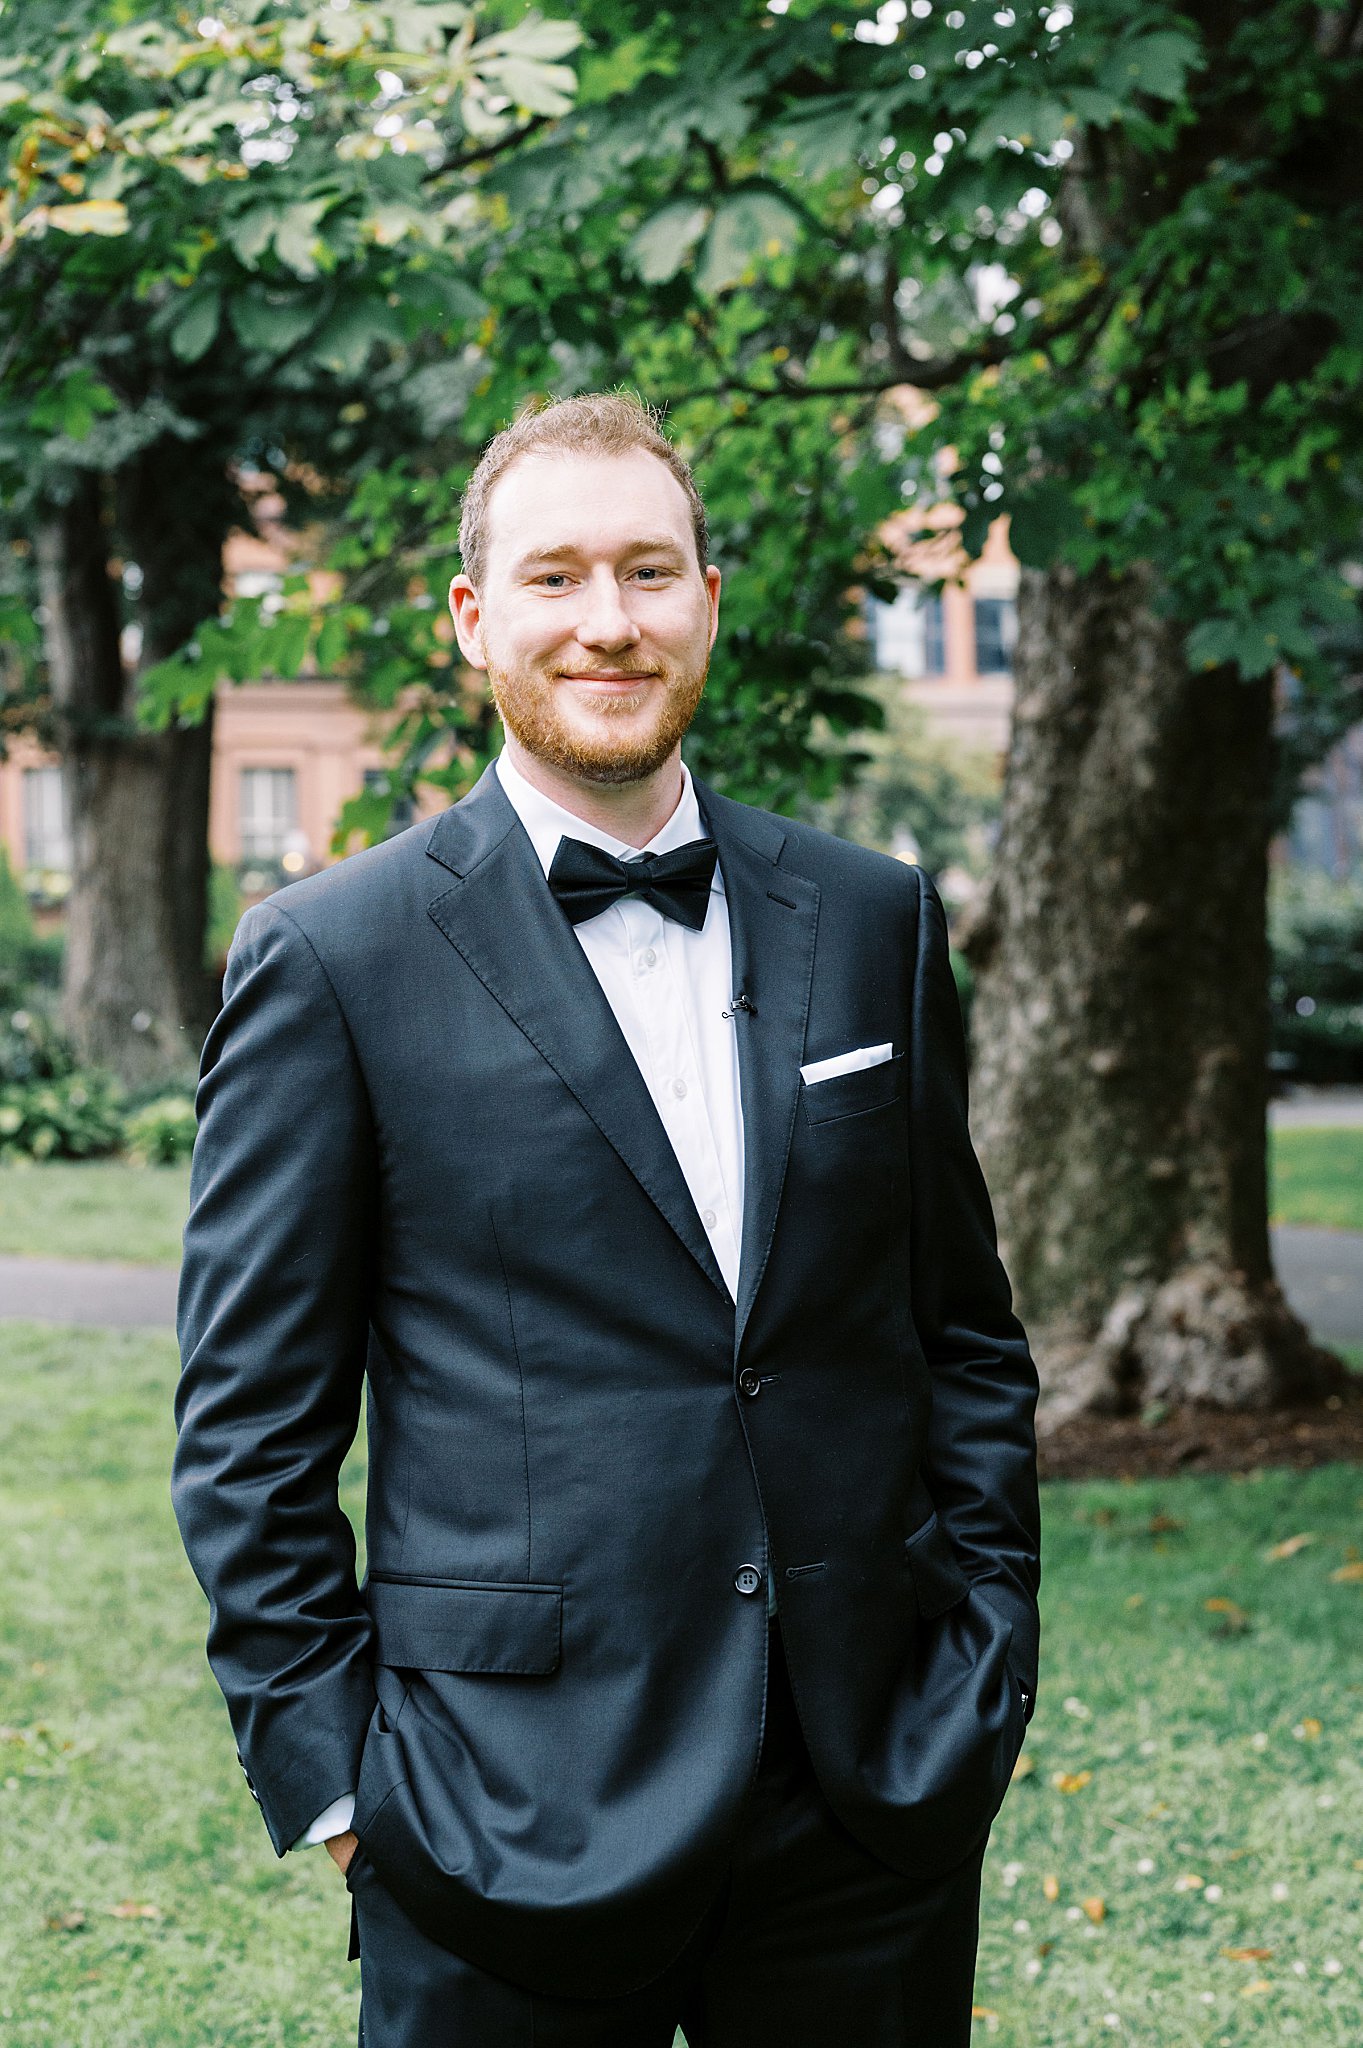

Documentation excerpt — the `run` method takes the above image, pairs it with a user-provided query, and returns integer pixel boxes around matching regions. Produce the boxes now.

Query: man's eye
[540,573,569,589]
[634,566,665,582]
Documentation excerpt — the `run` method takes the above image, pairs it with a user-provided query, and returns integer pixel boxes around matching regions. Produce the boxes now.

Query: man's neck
[501,736,686,850]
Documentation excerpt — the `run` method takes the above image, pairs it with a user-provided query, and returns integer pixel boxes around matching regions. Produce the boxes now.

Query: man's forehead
[486,447,693,554]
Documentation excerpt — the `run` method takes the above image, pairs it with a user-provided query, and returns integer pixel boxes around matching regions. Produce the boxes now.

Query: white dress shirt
[296,750,747,1848]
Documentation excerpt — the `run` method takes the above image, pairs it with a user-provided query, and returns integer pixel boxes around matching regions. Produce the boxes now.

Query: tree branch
[432,114,552,176]
[680,280,1116,405]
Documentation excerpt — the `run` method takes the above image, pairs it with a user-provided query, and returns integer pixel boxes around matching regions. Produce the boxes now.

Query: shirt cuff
[291,1792,357,1849]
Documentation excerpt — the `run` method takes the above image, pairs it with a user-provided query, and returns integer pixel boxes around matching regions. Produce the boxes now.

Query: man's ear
[704,564,722,653]
[449,574,487,671]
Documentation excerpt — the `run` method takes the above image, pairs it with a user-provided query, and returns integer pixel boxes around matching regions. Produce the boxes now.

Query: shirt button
[734,1564,763,1597]
[702,1207,717,1228]
[738,1369,761,1398]
[638,947,657,970]
[671,1078,687,1099]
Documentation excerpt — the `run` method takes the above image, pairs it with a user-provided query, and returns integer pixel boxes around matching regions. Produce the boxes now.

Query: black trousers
[348,1623,990,2047]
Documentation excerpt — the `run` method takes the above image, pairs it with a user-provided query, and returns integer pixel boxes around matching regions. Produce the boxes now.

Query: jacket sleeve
[906,863,1042,1708]
[172,900,378,1853]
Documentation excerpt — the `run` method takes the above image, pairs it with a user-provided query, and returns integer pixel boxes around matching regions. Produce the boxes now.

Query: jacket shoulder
[702,784,923,909]
[242,813,445,945]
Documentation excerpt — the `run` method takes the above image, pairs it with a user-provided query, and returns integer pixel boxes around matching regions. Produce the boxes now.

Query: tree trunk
[965,559,1341,1424]
[35,471,218,1088]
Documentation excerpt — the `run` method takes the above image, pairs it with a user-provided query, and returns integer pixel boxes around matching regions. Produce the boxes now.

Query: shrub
[125,1095,197,1165]
[1270,868,1363,1085]
[0,850,61,1001]
[0,1070,125,1161]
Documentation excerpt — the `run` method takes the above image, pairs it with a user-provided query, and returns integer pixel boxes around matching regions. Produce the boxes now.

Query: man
[173,392,1041,2046]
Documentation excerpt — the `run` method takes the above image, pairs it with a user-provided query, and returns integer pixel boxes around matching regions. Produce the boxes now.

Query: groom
[173,393,1041,2046]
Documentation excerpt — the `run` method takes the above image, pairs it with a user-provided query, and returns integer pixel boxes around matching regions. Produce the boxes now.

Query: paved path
[3,1225,1362,1346]
[1270,1089,1363,1128]
[0,1255,179,1330]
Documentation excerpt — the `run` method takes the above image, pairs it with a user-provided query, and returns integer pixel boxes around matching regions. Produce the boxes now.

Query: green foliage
[0,1069,125,1160]
[10,0,1363,840]
[808,672,1002,876]
[1270,867,1363,1084]
[205,860,245,970]
[124,1093,198,1165]
[0,845,51,994]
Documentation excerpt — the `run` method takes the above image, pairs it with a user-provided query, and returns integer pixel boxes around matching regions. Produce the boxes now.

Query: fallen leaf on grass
[1174,1873,1205,1892]
[1051,1770,1092,1794]
[1292,1718,1322,1741]
[971,2007,999,2023]
[1148,1513,1185,1535]
[107,1902,161,1921]
[1082,1896,1106,1923]
[1205,1596,1251,1634]
[1265,1533,1315,1560]
[1241,1979,1273,1997]
[1329,1562,1363,1583]
[1222,1948,1273,1962]
[46,1910,85,1933]
[1010,1752,1035,1781]
[1042,1873,1061,1902]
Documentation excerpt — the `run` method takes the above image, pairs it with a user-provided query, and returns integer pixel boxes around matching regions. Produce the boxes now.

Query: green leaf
[169,292,221,365]
[27,370,120,442]
[967,92,1070,158]
[475,55,576,116]
[314,614,351,673]
[1007,482,1074,568]
[310,302,404,376]
[479,15,583,62]
[259,611,311,677]
[227,295,320,356]
[1099,30,1202,105]
[630,203,710,284]
[696,190,802,295]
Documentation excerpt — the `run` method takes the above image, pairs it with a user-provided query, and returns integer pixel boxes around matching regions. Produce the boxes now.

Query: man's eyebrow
[511,536,690,572]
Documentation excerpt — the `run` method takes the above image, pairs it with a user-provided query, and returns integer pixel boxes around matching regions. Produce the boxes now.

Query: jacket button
[738,1369,761,1398]
[734,1564,763,1597]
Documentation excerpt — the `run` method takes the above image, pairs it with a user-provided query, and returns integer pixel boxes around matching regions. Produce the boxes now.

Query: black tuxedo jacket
[173,763,1041,2000]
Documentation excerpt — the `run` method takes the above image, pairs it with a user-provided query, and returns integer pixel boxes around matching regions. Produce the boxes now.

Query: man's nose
[575,572,641,650]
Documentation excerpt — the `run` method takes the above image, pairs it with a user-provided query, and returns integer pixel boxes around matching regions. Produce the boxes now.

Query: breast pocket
[801,1050,905,1127]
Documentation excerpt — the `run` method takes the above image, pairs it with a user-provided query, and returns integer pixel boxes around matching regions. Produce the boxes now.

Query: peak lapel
[425,769,730,1302]
[696,784,820,1348]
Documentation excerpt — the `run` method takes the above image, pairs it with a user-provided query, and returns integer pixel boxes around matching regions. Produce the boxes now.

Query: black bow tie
[547,835,719,931]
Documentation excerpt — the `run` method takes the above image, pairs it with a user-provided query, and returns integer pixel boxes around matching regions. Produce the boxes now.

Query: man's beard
[487,650,708,787]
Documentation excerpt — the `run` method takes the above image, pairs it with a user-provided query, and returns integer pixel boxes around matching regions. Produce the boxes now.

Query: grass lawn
[0,1125,1355,1268]
[2,1328,1362,2044]
[1270,1127,1363,1233]
[0,1162,191,1265]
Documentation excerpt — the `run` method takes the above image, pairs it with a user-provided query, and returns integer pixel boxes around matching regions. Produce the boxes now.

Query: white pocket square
[800,1042,894,1086]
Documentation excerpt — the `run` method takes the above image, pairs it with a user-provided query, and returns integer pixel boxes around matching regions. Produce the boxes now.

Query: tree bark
[35,469,219,1088]
[965,560,1341,1424]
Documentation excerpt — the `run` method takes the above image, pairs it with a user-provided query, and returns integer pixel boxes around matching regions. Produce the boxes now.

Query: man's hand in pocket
[326,1830,359,1876]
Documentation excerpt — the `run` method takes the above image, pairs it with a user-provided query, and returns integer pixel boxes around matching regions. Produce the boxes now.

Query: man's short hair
[458,392,710,589]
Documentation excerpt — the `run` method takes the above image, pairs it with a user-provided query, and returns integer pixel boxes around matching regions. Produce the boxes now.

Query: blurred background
[1,1,1361,2042]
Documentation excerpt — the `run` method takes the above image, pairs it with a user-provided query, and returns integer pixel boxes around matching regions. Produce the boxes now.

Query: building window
[239,767,298,860]
[922,593,946,675]
[363,769,415,837]
[973,596,1016,675]
[22,766,71,871]
[871,588,947,677]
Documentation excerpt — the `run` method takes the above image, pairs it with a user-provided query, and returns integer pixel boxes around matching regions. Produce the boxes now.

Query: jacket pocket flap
[366,1577,562,1675]
[904,1515,972,1619]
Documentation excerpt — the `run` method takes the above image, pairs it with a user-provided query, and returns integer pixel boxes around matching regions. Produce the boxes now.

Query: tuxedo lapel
[425,767,730,1301]
[695,782,820,1350]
